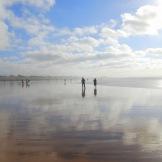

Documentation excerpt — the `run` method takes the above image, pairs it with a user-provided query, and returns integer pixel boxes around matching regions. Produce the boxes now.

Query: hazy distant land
[1,75,162,89]
[1,75,162,81]
[0,75,79,81]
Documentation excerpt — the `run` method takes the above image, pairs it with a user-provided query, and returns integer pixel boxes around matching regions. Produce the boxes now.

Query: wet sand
[0,81,162,162]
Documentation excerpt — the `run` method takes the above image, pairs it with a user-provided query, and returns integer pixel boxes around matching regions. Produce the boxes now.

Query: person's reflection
[64,79,66,85]
[94,88,97,96]
[22,80,24,88]
[82,87,86,98]
[26,79,30,88]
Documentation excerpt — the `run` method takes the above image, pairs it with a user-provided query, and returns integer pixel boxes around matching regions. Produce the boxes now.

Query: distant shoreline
[1,76,162,81]
[0,76,79,81]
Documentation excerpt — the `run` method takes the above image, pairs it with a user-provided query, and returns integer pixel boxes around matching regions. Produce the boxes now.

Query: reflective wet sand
[0,80,162,162]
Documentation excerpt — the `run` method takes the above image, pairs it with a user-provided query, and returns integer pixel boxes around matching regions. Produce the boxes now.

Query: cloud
[0,0,56,50]
[100,27,119,39]
[121,0,162,36]
[0,22,10,50]
[1,0,162,76]
[74,26,98,36]
[2,0,55,10]
[144,48,162,58]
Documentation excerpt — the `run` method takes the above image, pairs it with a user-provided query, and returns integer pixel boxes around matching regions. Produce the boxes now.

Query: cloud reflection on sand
[0,81,162,161]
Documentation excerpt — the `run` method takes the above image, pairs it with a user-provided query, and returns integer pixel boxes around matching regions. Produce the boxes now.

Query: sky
[0,0,162,77]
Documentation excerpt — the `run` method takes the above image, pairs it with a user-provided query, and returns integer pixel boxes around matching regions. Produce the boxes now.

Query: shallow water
[0,80,162,162]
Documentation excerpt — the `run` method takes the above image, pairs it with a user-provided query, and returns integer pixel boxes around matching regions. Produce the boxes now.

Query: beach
[0,80,162,162]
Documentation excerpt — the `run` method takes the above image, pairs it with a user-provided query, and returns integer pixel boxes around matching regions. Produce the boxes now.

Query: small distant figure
[94,88,97,96]
[81,77,86,89]
[93,78,97,88]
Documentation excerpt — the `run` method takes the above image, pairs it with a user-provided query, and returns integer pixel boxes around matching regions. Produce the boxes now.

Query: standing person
[81,77,86,89]
[93,78,97,88]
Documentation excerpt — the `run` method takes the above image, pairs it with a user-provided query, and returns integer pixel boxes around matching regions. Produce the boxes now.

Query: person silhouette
[81,77,86,89]
[93,78,97,88]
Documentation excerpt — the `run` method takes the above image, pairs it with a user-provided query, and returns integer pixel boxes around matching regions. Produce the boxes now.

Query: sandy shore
[0,81,162,162]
